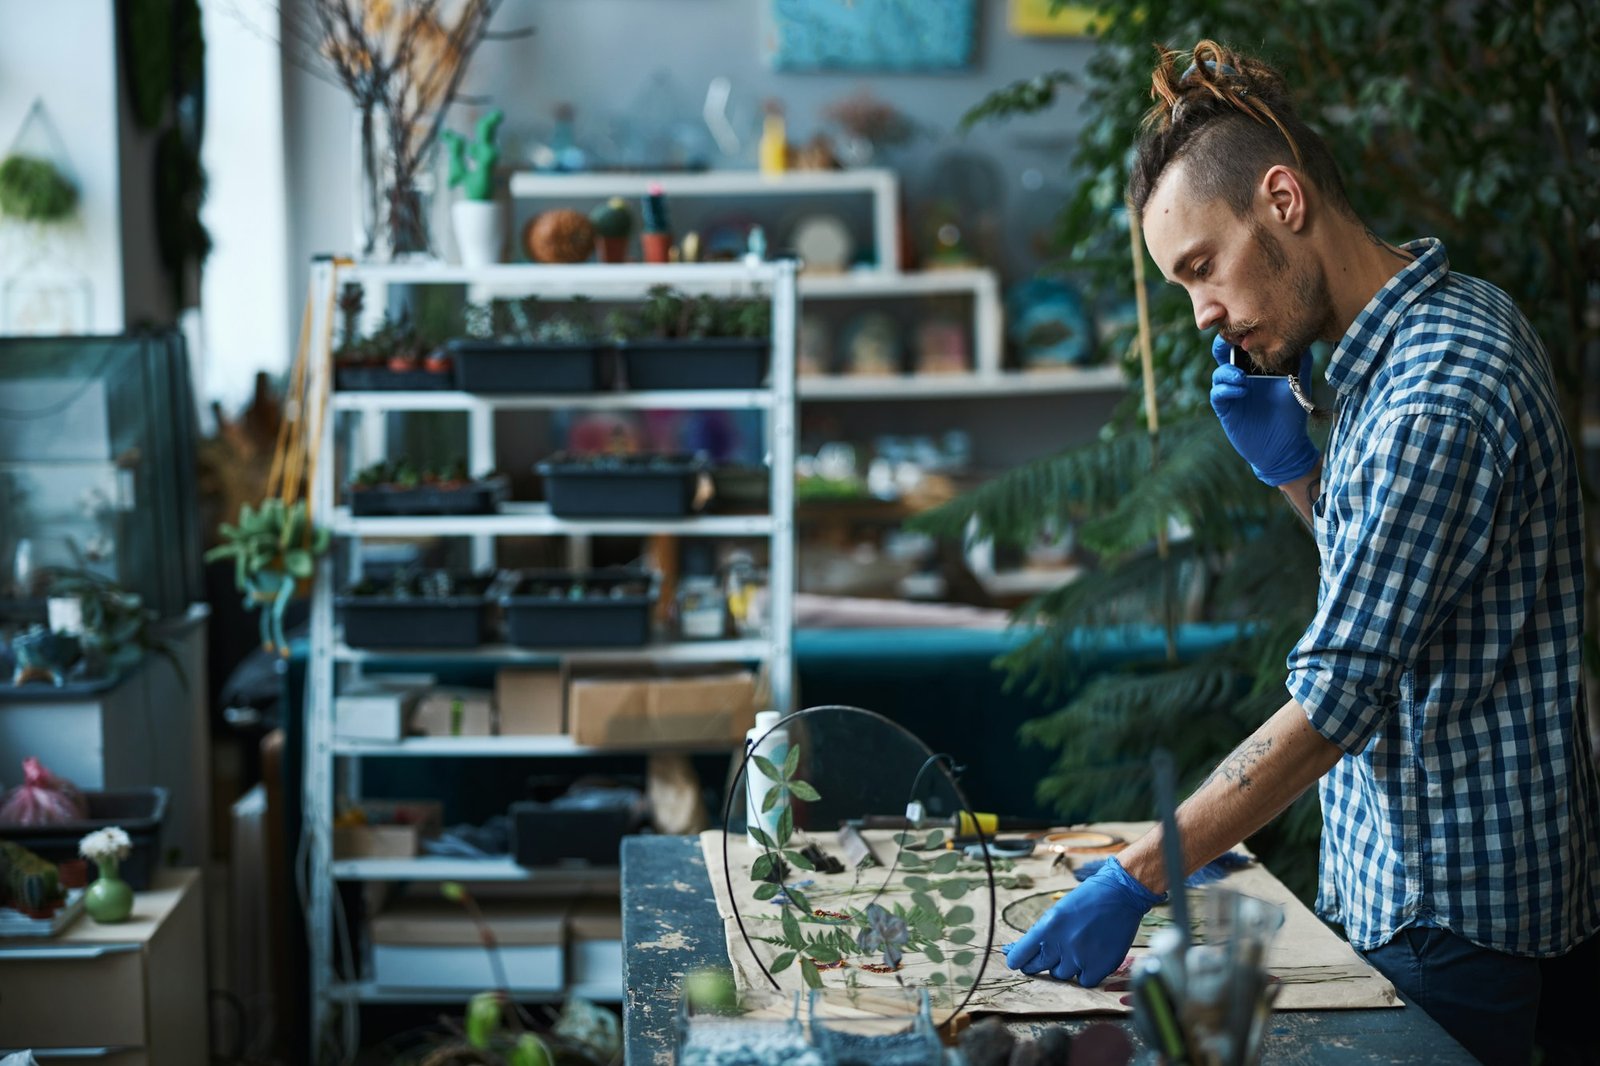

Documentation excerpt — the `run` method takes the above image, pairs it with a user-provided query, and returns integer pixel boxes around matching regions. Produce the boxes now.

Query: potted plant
[42,569,186,685]
[0,154,76,225]
[334,313,453,391]
[588,196,634,263]
[448,296,607,393]
[347,456,507,516]
[442,108,506,268]
[204,499,330,655]
[618,285,772,389]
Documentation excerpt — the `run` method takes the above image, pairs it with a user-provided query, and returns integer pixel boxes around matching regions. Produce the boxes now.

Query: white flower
[79,827,132,863]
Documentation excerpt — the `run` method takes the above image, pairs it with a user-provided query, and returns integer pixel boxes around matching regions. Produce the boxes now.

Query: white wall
[198,0,292,410]
[0,0,125,333]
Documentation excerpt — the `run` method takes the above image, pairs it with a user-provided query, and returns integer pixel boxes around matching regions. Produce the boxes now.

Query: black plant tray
[0,788,168,890]
[501,570,656,648]
[448,339,606,393]
[348,476,508,517]
[535,453,707,518]
[336,591,491,648]
[335,364,455,391]
[620,338,768,390]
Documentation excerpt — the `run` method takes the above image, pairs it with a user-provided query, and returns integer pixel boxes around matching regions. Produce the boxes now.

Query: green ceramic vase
[85,856,134,923]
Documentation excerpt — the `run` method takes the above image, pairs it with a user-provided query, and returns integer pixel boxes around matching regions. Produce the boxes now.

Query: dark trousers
[1359,927,1600,1066]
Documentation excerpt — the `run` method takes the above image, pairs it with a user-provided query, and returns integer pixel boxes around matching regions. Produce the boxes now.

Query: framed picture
[1009,0,1104,37]
[767,0,977,72]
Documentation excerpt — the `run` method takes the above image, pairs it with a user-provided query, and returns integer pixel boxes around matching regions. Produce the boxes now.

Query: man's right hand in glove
[1209,334,1320,487]
[1001,855,1163,986]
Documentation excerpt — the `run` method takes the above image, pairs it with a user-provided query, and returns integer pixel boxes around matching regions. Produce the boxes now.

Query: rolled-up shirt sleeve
[1287,405,1506,753]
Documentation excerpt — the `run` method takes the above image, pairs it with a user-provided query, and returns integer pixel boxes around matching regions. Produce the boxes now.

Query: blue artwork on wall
[768,0,977,72]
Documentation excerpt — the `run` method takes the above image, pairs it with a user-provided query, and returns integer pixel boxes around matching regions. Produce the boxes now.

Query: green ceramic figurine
[442,108,505,202]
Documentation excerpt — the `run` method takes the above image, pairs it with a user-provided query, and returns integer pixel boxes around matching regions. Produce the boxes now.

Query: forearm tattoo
[1206,737,1274,792]
[1289,474,1320,534]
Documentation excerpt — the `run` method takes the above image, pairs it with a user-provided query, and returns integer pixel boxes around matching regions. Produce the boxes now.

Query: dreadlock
[1127,40,1356,223]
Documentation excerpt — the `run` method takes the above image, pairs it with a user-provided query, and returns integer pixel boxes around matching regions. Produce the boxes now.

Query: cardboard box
[370,899,565,992]
[332,799,443,859]
[411,687,493,737]
[496,668,565,735]
[335,679,428,742]
[567,898,623,991]
[569,671,756,747]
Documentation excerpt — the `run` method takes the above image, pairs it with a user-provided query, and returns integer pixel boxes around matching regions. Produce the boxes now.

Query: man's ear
[1261,165,1307,233]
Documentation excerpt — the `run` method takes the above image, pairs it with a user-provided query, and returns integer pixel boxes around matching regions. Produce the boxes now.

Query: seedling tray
[448,340,605,393]
[536,453,706,518]
[349,476,508,517]
[335,365,455,391]
[337,592,490,648]
[620,338,768,390]
[1,788,168,890]
[501,570,655,648]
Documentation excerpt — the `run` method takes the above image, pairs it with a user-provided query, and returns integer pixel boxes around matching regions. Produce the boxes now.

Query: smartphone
[1226,344,1276,378]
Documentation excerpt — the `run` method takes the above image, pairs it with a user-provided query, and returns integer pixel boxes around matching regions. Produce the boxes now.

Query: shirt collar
[1325,238,1449,395]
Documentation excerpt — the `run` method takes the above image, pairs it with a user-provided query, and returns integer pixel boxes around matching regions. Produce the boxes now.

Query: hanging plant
[205,499,331,656]
[0,156,77,223]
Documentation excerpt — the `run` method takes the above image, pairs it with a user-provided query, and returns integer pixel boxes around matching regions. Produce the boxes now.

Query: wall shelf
[332,505,776,539]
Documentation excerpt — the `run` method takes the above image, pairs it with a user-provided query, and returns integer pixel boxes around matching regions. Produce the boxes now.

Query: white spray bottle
[745,710,789,848]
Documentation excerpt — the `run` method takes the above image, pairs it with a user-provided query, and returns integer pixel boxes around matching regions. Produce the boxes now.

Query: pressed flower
[856,902,910,970]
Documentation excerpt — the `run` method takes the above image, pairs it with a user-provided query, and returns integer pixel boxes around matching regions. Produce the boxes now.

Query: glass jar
[722,552,769,637]
[677,575,726,640]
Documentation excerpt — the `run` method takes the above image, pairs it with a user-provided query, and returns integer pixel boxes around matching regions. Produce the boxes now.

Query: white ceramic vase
[451,200,504,267]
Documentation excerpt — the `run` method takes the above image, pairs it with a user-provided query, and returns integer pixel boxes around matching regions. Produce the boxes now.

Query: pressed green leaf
[753,882,780,901]
[782,744,800,779]
[952,950,976,967]
[923,943,945,963]
[930,852,961,874]
[892,832,916,847]
[807,944,840,964]
[748,825,777,850]
[770,951,796,974]
[939,881,969,900]
[752,755,781,781]
[781,907,804,949]
[923,830,946,850]
[948,928,977,944]
[903,875,932,890]
[762,786,782,813]
[776,806,794,848]
[751,853,776,880]
[801,957,822,989]
[787,779,821,802]
[927,971,948,986]
[911,891,938,914]
[783,849,815,872]
[944,905,975,925]
[786,888,811,914]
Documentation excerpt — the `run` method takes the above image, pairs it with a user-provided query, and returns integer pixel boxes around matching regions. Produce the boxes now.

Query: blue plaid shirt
[1286,238,1600,956]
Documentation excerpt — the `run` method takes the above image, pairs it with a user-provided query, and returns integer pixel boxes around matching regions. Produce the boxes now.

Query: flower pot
[640,231,672,264]
[597,235,629,263]
[451,199,504,268]
[85,855,135,923]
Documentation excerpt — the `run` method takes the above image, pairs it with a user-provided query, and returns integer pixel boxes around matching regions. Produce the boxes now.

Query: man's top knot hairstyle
[1128,39,1354,223]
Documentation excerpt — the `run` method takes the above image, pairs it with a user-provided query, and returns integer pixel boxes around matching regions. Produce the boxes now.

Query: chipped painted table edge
[620,835,1478,1065]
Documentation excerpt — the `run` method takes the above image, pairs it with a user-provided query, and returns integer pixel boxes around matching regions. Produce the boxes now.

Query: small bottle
[759,100,788,176]
[746,710,789,848]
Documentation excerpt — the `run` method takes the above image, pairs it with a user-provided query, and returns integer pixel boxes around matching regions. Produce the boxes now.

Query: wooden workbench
[621,836,1476,1065]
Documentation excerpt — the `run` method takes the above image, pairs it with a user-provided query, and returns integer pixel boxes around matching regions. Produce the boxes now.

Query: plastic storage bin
[448,340,605,393]
[334,364,455,390]
[348,476,507,516]
[337,581,492,649]
[536,453,706,518]
[0,788,168,890]
[619,338,767,389]
[501,570,655,648]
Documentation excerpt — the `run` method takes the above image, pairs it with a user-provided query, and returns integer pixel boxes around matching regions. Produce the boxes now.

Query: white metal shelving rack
[302,257,798,1043]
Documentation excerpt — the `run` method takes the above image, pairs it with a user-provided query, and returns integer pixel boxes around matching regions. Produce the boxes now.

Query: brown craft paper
[700,821,1398,1014]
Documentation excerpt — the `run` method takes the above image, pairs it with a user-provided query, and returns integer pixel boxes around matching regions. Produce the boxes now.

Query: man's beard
[1240,223,1336,375]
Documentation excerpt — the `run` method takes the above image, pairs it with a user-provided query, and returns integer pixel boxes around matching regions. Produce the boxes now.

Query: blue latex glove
[1209,334,1320,486]
[1002,854,1163,986]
